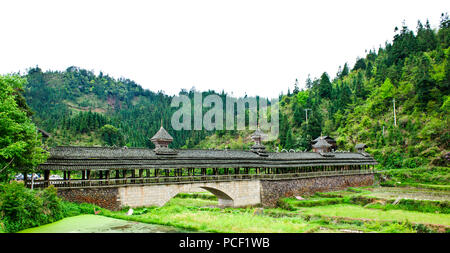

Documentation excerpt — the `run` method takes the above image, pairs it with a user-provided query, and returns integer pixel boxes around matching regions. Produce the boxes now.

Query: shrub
[391,199,450,214]
[345,195,378,206]
[291,198,344,207]
[175,192,218,200]
[377,152,404,169]
[0,182,76,233]
[379,167,450,186]
[347,187,365,193]
[0,182,67,232]
[380,222,416,233]
[412,223,434,233]
[39,186,64,222]
[402,157,428,168]
[379,180,396,187]
[60,201,84,217]
[314,192,344,198]
[278,197,345,209]
[276,199,296,211]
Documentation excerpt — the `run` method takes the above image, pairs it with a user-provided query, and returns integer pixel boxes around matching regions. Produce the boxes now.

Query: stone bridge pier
[117,180,261,208]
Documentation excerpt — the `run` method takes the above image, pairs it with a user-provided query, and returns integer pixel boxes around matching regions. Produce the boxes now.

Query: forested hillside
[23,67,216,148]
[20,14,449,169]
[195,14,450,169]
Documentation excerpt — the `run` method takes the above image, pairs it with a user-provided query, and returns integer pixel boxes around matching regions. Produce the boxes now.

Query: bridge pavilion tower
[150,124,177,155]
[312,136,332,153]
[250,128,268,156]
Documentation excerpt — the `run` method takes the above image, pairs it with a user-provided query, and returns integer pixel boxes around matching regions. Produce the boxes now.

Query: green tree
[318,72,332,99]
[353,58,366,71]
[99,124,125,146]
[437,13,449,48]
[285,129,294,149]
[0,75,48,182]
[417,20,437,52]
[413,55,436,107]
[293,79,300,94]
[340,63,349,78]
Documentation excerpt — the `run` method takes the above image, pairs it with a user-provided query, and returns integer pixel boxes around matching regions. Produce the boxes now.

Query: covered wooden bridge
[27,127,378,189]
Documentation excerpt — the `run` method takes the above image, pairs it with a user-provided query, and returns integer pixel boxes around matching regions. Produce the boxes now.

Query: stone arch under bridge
[117,180,261,208]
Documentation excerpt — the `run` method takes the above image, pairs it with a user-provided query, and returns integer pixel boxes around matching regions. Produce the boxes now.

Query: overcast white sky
[0,0,448,98]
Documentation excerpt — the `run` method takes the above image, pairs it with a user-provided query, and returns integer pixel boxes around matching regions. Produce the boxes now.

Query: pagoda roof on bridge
[38,146,378,171]
[150,126,173,142]
[312,137,333,148]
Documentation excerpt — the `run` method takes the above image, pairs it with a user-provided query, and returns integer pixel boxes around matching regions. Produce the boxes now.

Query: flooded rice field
[367,187,450,201]
[19,214,186,233]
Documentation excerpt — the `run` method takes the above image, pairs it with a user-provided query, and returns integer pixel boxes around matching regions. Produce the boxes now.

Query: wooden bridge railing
[27,169,376,189]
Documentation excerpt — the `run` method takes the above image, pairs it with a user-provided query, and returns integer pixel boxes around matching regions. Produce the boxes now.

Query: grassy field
[299,204,450,226]
[100,198,316,233]
[91,184,449,233]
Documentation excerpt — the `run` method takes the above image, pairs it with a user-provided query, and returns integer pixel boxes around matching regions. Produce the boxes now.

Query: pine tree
[318,72,332,99]
[293,79,300,94]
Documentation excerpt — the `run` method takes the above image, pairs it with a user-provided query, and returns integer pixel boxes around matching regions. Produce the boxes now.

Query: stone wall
[57,187,121,211]
[260,174,374,207]
[57,175,373,210]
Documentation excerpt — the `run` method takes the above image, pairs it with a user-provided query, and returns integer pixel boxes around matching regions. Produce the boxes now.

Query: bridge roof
[38,146,378,171]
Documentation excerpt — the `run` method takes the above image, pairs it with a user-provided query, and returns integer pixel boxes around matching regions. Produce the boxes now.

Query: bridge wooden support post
[130,169,135,183]
[63,170,67,187]
[86,170,90,187]
[115,170,120,185]
[99,171,103,186]
[44,170,49,188]
[106,170,110,185]
[67,171,71,187]
[155,169,159,184]
[138,169,143,183]
[123,170,127,184]
[23,170,28,188]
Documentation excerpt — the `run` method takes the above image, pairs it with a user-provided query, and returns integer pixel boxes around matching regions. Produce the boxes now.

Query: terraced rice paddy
[19,186,450,233]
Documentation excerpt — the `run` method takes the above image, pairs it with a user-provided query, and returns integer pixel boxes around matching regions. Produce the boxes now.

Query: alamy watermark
[170,92,279,141]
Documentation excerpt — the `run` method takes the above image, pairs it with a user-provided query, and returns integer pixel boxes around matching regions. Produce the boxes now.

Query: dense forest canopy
[16,13,450,170]
[23,66,221,148]
[195,14,450,169]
